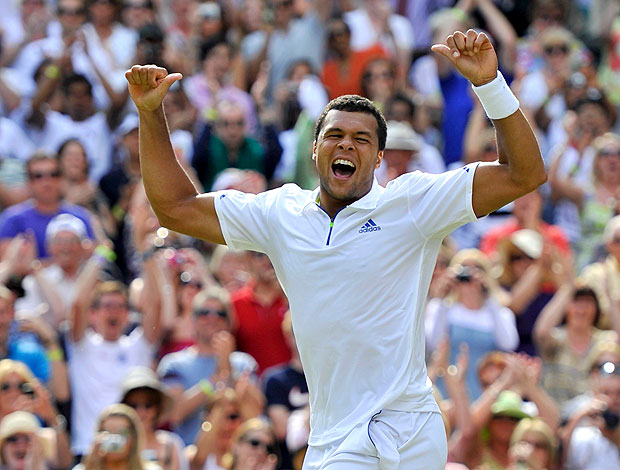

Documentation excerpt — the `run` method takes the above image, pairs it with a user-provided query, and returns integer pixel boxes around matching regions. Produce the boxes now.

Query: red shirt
[480,219,571,257]
[231,284,291,374]
[321,44,386,100]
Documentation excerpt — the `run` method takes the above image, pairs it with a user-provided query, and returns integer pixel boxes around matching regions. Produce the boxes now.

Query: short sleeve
[157,355,184,387]
[264,372,289,407]
[214,189,280,252]
[393,162,479,239]
[0,212,21,240]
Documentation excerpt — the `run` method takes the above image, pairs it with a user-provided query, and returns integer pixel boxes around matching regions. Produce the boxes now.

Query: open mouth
[332,159,356,179]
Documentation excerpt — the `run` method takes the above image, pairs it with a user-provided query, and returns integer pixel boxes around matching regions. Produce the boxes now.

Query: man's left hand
[431,29,498,87]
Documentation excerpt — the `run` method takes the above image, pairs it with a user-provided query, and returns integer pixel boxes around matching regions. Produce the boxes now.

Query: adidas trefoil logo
[359,218,381,233]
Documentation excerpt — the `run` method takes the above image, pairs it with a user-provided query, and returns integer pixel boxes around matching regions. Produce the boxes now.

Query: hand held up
[125,65,182,112]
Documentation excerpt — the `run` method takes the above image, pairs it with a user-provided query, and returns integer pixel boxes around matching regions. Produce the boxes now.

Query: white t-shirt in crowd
[66,328,154,455]
[214,163,479,446]
[565,425,620,470]
[344,7,414,56]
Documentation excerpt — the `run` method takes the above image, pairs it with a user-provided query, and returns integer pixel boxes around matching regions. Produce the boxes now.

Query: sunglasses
[244,437,275,453]
[126,401,156,410]
[194,308,227,319]
[599,149,620,158]
[509,253,532,263]
[29,170,61,180]
[544,44,568,56]
[5,434,31,445]
[0,382,33,395]
[57,7,86,15]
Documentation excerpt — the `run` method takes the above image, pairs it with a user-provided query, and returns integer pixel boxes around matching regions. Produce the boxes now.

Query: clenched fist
[431,29,498,87]
[125,64,182,112]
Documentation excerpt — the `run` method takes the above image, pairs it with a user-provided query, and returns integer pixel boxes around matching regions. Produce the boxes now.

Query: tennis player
[126,29,545,470]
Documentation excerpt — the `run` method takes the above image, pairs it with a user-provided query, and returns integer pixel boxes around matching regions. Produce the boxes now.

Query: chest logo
[359,218,381,233]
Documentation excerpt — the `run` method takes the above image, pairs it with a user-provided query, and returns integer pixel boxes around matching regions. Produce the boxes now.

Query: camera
[454,265,473,283]
[602,409,620,430]
[100,433,128,453]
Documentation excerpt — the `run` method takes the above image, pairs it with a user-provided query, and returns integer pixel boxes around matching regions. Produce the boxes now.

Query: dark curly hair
[313,95,387,150]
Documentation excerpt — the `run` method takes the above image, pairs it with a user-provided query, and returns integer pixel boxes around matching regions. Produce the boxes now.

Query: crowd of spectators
[1,0,620,469]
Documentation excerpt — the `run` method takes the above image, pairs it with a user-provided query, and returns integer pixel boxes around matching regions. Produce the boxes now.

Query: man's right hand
[125,65,182,112]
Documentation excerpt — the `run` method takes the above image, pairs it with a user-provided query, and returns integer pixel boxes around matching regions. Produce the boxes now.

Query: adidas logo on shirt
[359,219,381,233]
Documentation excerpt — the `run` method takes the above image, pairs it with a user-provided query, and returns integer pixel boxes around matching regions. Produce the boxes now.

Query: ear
[375,150,383,169]
[312,141,317,161]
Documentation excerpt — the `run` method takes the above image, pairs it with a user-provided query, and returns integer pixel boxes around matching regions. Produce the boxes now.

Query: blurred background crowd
[1,0,620,469]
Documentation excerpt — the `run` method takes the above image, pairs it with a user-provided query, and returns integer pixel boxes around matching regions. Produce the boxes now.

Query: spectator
[0,411,60,470]
[192,101,272,191]
[507,418,557,470]
[533,276,620,407]
[225,418,278,470]
[208,245,249,294]
[581,215,620,329]
[121,0,156,31]
[120,367,186,470]
[67,276,162,458]
[549,132,620,269]
[57,139,115,237]
[262,311,308,470]
[231,251,290,375]
[564,362,620,469]
[360,57,399,112]
[425,249,518,399]
[0,153,95,259]
[187,388,252,470]
[157,286,262,445]
[77,403,160,470]
[320,18,386,100]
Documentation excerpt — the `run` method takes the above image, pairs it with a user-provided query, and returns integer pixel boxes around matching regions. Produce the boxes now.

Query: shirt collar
[304,177,384,211]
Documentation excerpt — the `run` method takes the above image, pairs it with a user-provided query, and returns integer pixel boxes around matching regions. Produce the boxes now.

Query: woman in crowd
[78,404,159,470]
[506,418,557,470]
[0,411,55,470]
[120,367,186,470]
[425,248,519,399]
[224,418,278,470]
[187,388,246,470]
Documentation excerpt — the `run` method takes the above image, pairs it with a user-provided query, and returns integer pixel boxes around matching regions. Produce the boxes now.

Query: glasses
[509,253,532,263]
[29,170,61,180]
[194,308,227,319]
[244,437,275,454]
[0,382,32,394]
[57,6,86,15]
[126,401,156,410]
[5,434,31,445]
[544,44,569,56]
[219,119,244,128]
[599,149,620,158]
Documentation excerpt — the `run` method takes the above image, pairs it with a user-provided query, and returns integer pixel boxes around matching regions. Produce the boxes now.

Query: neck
[194,342,213,356]
[253,279,281,305]
[104,459,129,470]
[34,199,60,213]
[459,291,485,310]
[95,22,112,37]
[488,440,510,466]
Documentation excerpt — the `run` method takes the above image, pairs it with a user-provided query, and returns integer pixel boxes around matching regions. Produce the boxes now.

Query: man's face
[204,43,231,81]
[57,0,86,33]
[194,298,229,344]
[66,82,93,121]
[271,0,293,28]
[94,292,129,341]
[383,149,414,179]
[48,231,84,271]
[313,110,382,211]
[28,160,62,206]
[247,252,277,284]
[215,107,246,150]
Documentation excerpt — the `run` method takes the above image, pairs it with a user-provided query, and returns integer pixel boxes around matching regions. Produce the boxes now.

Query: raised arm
[432,30,546,217]
[125,65,225,244]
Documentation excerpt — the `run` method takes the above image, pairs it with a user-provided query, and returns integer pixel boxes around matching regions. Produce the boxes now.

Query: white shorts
[302,410,447,470]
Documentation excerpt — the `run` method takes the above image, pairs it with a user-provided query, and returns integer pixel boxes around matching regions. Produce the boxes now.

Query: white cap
[46,214,87,243]
[509,229,543,259]
[385,121,422,151]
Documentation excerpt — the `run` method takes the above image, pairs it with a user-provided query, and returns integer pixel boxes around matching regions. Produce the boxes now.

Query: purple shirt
[0,200,94,258]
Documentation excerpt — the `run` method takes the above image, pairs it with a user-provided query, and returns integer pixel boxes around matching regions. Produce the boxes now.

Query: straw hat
[0,411,55,461]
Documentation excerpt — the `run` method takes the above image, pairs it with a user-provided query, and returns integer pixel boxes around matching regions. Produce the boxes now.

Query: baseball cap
[508,229,543,260]
[385,121,422,152]
[45,214,87,243]
[491,390,531,419]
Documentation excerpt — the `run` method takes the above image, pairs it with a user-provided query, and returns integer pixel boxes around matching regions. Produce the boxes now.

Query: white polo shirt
[214,163,479,446]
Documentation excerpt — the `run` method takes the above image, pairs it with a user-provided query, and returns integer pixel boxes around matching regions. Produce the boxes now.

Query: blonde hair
[510,418,556,464]
[0,359,35,386]
[192,285,231,313]
[593,132,620,182]
[225,418,277,469]
[84,404,146,470]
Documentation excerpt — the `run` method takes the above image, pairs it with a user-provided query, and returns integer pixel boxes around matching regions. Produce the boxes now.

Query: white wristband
[471,71,520,120]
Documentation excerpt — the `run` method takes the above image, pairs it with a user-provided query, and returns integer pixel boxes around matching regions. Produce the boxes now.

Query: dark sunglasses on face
[244,437,275,453]
[57,7,86,15]
[544,44,568,56]
[0,382,33,395]
[194,308,227,319]
[29,170,61,180]
[5,434,31,445]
